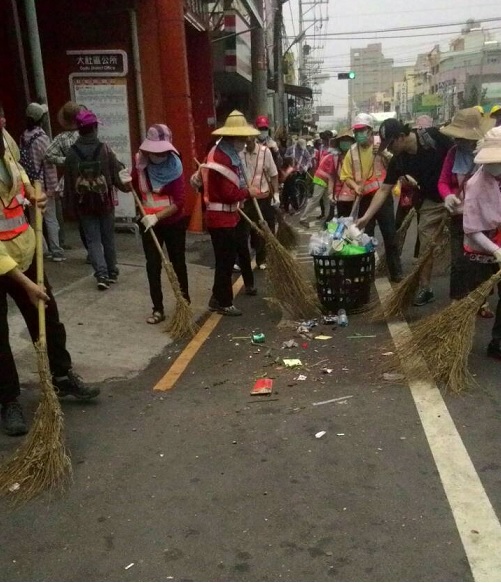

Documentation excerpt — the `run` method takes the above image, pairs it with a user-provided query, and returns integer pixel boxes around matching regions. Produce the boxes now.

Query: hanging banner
[70,76,135,219]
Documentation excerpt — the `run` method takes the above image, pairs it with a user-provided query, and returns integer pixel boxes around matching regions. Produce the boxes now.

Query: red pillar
[140,0,198,218]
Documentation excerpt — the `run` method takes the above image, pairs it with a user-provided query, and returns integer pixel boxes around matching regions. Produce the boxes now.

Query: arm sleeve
[166,174,185,213]
[108,148,127,191]
[467,232,500,255]
[0,243,18,275]
[438,148,455,199]
[45,135,66,166]
[32,134,49,174]
[265,149,278,178]
[383,157,399,186]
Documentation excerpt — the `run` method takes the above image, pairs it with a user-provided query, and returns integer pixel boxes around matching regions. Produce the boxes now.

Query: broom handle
[130,185,172,272]
[34,181,46,348]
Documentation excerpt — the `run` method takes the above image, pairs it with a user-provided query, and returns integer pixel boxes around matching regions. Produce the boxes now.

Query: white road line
[375,277,501,581]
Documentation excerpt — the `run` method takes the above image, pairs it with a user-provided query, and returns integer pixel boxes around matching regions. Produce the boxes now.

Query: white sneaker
[233,264,241,272]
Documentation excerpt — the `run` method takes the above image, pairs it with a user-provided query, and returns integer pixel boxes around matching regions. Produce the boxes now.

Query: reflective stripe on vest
[350,144,385,195]
[314,152,338,184]
[135,153,173,214]
[201,146,242,212]
[0,184,29,241]
[247,145,267,189]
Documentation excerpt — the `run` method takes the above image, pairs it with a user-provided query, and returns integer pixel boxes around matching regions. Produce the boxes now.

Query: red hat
[255,115,270,129]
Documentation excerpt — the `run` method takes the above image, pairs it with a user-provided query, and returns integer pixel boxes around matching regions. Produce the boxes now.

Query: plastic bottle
[337,308,349,327]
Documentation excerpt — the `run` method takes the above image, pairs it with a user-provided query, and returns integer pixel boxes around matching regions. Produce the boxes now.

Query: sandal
[146,311,166,325]
[478,303,494,319]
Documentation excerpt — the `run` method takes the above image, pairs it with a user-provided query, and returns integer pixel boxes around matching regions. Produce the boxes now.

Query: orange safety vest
[200,146,242,212]
[136,153,174,215]
[350,144,385,196]
[0,183,29,241]
[245,144,269,199]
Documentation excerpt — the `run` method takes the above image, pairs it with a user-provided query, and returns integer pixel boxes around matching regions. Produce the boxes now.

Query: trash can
[313,251,375,313]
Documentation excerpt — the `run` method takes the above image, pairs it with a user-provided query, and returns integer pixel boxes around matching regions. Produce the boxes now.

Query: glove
[190,171,203,191]
[444,194,461,214]
[494,248,501,264]
[141,214,158,232]
[119,169,132,184]
[271,193,280,207]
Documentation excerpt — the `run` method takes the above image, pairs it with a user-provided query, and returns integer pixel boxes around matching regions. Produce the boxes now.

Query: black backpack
[71,143,109,215]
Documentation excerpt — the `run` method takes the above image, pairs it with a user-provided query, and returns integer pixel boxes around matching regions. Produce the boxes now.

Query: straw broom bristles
[275,209,299,249]
[391,269,501,393]
[239,208,322,319]
[0,183,71,501]
[131,187,198,340]
[369,217,448,321]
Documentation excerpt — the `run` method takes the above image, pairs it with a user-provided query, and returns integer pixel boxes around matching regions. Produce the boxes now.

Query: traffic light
[338,71,356,80]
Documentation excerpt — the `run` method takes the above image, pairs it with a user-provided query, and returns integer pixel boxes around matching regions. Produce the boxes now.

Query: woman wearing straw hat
[201,110,260,316]
[439,108,494,309]
[127,124,190,325]
[462,126,501,359]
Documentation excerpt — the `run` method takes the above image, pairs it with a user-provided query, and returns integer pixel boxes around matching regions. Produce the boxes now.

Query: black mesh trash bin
[313,251,375,313]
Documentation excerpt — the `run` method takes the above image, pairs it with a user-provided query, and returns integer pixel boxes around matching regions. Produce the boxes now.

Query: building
[348,43,406,116]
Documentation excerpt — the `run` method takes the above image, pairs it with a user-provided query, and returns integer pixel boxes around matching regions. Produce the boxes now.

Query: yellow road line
[153,275,245,391]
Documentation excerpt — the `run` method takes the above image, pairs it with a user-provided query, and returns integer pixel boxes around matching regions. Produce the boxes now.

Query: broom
[0,181,71,501]
[239,204,321,320]
[369,216,448,321]
[390,269,501,393]
[131,186,198,340]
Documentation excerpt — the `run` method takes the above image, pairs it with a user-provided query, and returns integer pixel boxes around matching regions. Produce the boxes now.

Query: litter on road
[251,378,273,395]
[282,339,298,349]
[346,333,377,339]
[315,431,326,438]
[314,335,333,340]
[383,372,406,381]
[283,359,302,367]
[312,395,354,406]
[125,563,135,570]
[297,374,307,381]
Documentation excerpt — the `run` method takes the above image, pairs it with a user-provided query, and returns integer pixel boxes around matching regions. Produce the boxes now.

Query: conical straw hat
[212,110,260,137]
[440,108,494,141]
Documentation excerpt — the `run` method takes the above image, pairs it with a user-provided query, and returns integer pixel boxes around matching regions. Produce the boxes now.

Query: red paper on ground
[251,378,273,395]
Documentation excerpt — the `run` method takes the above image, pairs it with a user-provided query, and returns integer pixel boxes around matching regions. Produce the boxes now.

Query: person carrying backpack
[64,110,130,290]
[20,102,65,262]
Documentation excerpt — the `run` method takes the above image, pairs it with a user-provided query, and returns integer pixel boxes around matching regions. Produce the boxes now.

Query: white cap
[26,103,49,122]
[352,113,374,130]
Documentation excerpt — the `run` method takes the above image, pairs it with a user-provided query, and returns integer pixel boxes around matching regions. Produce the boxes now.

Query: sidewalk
[9,223,215,387]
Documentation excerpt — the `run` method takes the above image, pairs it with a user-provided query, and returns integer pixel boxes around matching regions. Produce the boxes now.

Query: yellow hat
[439,108,493,141]
[490,104,501,116]
[473,105,485,116]
[212,110,260,137]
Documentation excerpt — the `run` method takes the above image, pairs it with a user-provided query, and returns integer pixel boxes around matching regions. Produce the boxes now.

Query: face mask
[484,163,501,177]
[258,130,268,141]
[456,139,475,152]
[233,139,246,152]
[354,130,370,145]
[149,154,168,164]
[339,141,352,153]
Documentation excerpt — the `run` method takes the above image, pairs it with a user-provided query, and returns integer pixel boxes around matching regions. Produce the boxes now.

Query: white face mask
[149,153,168,164]
[258,130,268,141]
[484,163,501,177]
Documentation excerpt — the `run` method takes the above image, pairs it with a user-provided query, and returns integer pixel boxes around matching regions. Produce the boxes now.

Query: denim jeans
[80,212,117,279]
[44,195,64,258]
[301,183,330,222]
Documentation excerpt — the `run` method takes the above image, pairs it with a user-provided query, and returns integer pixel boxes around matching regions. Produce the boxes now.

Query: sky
[282,0,501,125]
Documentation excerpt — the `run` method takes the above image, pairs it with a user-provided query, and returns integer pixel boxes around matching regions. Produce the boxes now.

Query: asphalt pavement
[0,215,500,582]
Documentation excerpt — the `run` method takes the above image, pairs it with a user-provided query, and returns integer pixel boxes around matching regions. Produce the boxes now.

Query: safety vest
[0,178,28,242]
[245,144,269,199]
[314,152,339,185]
[200,146,241,213]
[350,144,385,196]
[136,153,173,215]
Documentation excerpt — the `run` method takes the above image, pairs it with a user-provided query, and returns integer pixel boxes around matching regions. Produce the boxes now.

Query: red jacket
[204,147,249,229]
[131,167,185,226]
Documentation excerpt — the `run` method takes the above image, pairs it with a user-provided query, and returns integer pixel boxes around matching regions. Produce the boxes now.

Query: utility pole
[251,21,268,119]
[273,0,285,130]
[298,0,304,85]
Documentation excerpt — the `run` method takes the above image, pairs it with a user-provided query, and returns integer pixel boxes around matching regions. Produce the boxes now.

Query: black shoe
[390,273,404,284]
[1,402,28,436]
[208,296,220,312]
[217,305,243,316]
[487,340,501,360]
[53,370,100,401]
[413,288,435,306]
[97,277,110,290]
[245,286,258,296]
[107,271,119,284]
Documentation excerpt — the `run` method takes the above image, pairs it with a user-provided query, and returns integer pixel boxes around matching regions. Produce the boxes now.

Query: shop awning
[284,83,313,100]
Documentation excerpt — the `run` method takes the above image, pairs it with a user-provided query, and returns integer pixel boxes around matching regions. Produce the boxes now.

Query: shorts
[418,198,448,252]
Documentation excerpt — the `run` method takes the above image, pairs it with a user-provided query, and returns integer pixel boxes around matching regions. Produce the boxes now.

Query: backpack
[19,130,45,184]
[71,143,109,215]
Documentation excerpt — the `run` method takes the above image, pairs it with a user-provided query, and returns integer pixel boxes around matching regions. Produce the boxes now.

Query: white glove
[271,193,280,207]
[494,248,501,264]
[119,168,132,184]
[141,214,158,231]
[444,194,461,214]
